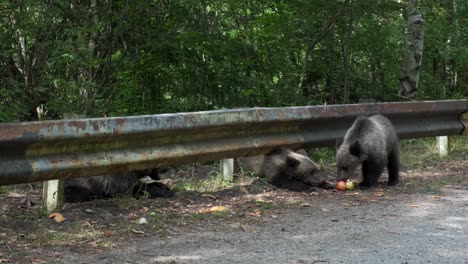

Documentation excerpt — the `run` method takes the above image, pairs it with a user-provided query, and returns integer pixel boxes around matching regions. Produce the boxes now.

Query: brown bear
[238,147,333,191]
[336,114,400,188]
[64,168,173,203]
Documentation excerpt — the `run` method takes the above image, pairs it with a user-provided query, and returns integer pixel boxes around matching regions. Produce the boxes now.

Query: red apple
[336,181,346,191]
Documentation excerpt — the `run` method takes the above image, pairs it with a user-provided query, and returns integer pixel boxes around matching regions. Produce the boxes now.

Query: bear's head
[283,152,327,187]
[336,140,365,181]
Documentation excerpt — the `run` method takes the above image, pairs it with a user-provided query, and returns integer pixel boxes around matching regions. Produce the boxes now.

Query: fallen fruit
[345,181,354,190]
[336,181,346,191]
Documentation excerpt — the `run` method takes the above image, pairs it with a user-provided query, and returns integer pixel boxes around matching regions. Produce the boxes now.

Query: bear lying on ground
[237,147,333,191]
[336,114,400,188]
[64,168,174,203]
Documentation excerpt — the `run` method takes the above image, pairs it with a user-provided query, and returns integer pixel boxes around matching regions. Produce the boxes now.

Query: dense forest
[0,0,466,122]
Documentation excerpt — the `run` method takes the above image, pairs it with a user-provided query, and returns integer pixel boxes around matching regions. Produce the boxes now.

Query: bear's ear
[286,155,300,167]
[349,140,361,157]
[335,138,344,150]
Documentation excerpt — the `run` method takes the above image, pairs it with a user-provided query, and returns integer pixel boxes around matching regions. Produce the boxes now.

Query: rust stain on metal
[67,120,87,131]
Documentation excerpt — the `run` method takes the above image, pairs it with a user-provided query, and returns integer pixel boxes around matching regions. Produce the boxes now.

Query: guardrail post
[221,159,234,182]
[437,136,450,157]
[42,179,64,213]
[42,113,83,212]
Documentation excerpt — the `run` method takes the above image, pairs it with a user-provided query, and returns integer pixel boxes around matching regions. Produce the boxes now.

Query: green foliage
[0,0,466,122]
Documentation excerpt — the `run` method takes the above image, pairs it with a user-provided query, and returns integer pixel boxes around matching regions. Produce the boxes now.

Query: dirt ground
[0,147,467,264]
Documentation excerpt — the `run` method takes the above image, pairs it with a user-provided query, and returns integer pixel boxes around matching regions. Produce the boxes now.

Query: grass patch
[209,210,229,218]
[183,212,207,222]
[149,212,163,223]
[400,138,441,168]
[167,212,208,225]
[404,175,467,194]
[32,229,81,246]
[310,147,337,168]
[250,199,273,210]
[110,196,141,210]
[49,231,67,241]
[401,136,468,168]
[0,185,13,194]
[448,136,468,156]
[173,171,235,193]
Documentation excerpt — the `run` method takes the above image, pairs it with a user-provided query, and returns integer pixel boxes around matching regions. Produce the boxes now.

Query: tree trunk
[15,0,55,120]
[83,0,98,116]
[325,33,337,104]
[298,14,340,95]
[199,0,210,109]
[399,0,425,100]
[342,1,353,104]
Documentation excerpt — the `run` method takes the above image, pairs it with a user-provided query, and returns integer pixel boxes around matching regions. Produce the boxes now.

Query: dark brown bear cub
[238,147,333,191]
[64,168,173,203]
[336,114,400,188]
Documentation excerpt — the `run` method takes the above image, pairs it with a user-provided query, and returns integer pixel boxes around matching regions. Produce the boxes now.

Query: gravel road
[52,187,468,264]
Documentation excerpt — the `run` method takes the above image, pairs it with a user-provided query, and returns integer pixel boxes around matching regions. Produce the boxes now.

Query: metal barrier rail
[0,100,467,185]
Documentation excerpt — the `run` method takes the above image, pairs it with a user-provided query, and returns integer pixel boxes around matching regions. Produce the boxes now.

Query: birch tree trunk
[399,0,425,100]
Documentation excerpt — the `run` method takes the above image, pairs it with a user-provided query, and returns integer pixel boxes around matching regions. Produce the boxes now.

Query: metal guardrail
[0,100,467,185]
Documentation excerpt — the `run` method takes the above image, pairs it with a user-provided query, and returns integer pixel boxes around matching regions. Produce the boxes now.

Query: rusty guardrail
[0,100,467,185]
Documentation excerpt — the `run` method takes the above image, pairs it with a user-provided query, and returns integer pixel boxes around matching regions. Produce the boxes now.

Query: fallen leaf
[249,211,261,217]
[342,203,350,206]
[131,229,145,235]
[202,194,217,199]
[431,195,441,199]
[102,230,112,237]
[320,208,330,212]
[409,204,420,208]
[209,206,226,212]
[48,213,65,223]
[185,199,194,203]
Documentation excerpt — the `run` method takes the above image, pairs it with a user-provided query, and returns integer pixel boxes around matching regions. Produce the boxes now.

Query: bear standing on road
[336,114,400,188]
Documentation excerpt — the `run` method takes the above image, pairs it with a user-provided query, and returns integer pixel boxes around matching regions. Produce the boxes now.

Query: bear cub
[336,114,400,188]
[238,147,333,191]
[64,168,173,203]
